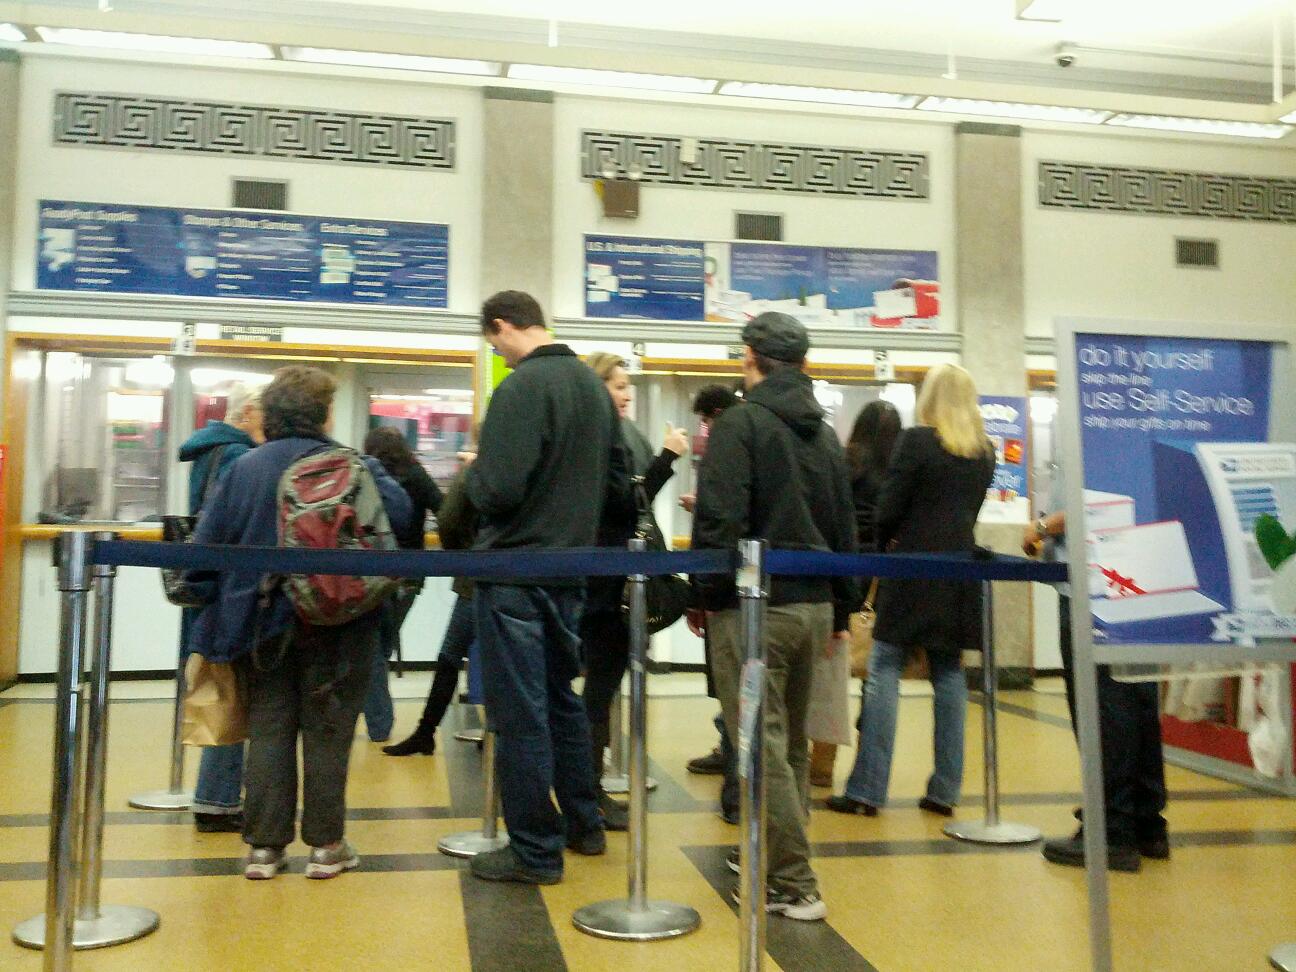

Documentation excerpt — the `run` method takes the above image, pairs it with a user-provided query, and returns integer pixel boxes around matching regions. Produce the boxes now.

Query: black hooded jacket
[691,367,859,630]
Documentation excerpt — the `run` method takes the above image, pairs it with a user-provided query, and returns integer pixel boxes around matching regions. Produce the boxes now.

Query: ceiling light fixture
[1106,113,1291,139]
[283,47,500,76]
[35,27,274,59]
[718,81,919,110]
[506,64,717,95]
[1016,0,1067,21]
[0,23,25,43]
[917,96,1110,124]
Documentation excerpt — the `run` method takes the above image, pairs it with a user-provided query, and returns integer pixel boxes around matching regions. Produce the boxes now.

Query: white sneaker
[244,847,286,881]
[305,840,360,879]
[731,886,828,922]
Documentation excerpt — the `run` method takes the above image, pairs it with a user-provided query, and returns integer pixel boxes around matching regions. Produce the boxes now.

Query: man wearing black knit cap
[690,312,859,921]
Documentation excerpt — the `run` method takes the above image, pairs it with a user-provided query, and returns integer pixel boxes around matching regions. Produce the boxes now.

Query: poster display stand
[1054,316,1296,972]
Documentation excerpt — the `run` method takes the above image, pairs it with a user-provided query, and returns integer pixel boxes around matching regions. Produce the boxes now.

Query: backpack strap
[196,444,229,514]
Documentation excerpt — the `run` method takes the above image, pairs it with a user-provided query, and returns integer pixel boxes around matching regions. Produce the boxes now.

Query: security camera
[1055,43,1075,68]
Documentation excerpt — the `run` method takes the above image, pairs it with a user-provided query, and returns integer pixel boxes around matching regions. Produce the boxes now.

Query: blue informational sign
[584,235,705,320]
[980,395,1029,503]
[1072,333,1296,645]
[37,201,449,308]
[825,248,939,312]
[730,244,824,303]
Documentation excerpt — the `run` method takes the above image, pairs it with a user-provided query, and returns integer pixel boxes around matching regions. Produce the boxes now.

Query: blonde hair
[916,364,990,459]
[586,352,627,383]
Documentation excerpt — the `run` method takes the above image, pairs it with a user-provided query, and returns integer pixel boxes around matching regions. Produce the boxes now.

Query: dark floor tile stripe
[682,845,881,972]
[459,869,568,972]
[975,694,1074,730]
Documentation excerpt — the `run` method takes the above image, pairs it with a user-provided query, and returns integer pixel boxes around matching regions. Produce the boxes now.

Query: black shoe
[687,748,726,776]
[825,795,877,816]
[918,797,954,817]
[1042,829,1141,873]
[1138,832,1171,860]
[567,829,607,856]
[469,847,562,885]
[382,729,436,757]
[718,806,740,825]
[195,812,244,833]
[598,792,629,832]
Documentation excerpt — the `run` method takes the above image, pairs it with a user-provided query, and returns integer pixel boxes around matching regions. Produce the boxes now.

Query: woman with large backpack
[189,365,412,881]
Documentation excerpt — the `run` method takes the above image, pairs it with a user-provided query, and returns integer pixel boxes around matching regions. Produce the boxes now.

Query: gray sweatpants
[709,602,832,898]
[242,618,376,849]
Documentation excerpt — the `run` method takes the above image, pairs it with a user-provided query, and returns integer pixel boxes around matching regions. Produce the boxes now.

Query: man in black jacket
[464,290,630,885]
[691,312,858,922]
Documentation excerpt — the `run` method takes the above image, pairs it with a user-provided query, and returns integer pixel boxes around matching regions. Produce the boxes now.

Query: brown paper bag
[182,653,247,746]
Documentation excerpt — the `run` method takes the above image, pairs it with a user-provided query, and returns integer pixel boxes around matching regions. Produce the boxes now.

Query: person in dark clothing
[360,426,445,743]
[692,312,858,922]
[383,467,479,758]
[177,382,264,833]
[810,399,903,788]
[190,365,412,881]
[580,352,688,830]
[464,291,632,885]
[828,364,994,817]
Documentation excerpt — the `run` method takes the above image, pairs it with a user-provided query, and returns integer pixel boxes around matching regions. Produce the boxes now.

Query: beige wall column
[0,50,19,425]
[955,121,1034,686]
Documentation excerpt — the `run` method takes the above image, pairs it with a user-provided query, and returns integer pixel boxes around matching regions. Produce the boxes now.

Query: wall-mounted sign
[37,201,449,309]
[172,322,197,356]
[873,349,895,381]
[220,324,284,343]
[585,233,941,331]
[978,396,1029,524]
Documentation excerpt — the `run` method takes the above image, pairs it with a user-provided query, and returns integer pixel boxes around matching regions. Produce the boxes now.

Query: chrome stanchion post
[11,533,91,968]
[17,535,161,951]
[453,703,485,744]
[944,580,1041,846]
[574,538,700,941]
[736,540,768,972]
[1272,944,1296,971]
[602,693,657,795]
[128,651,192,811]
[438,726,509,858]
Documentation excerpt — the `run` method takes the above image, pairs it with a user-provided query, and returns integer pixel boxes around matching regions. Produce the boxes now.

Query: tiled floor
[1,676,1292,971]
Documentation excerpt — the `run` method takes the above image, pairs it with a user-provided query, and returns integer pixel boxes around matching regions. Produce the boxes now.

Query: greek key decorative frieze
[1039,160,1296,223]
[53,92,455,170]
[582,131,928,200]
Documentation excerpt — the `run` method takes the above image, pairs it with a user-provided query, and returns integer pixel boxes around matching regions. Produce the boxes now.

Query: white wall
[1022,132,1296,338]
[12,56,484,312]
[551,94,958,327]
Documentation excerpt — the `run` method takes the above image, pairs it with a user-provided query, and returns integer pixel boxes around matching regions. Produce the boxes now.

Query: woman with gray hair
[176,380,265,832]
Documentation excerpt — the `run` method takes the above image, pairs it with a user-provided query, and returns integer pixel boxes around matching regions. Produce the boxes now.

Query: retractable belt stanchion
[1272,944,1296,971]
[127,648,191,811]
[736,540,768,972]
[440,640,508,858]
[601,690,657,795]
[574,538,700,942]
[16,534,162,952]
[943,580,1041,846]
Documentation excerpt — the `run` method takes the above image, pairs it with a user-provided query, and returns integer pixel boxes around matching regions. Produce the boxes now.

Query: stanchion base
[127,790,193,811]
[1270,943,1296,971]
[943,819,1042,845]
[13,906,161,950]
[454,728,484,743]
[600,774,657,795]
[573,900,701,941]
[438,830,509,859]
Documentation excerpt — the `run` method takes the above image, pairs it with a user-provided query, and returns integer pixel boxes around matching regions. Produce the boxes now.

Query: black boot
[382,659,459,757]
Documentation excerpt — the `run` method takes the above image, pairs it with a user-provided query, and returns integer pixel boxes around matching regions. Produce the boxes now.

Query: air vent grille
[735,211,784,242]
[233,179,288,211]
[1175,237,1219,268]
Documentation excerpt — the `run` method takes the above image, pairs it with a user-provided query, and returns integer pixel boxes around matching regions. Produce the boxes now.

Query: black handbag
[623,477,690,635]
[160,445,227,608]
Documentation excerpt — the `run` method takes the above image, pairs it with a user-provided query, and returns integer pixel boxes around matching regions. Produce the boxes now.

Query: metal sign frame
[1054,315,1296,972]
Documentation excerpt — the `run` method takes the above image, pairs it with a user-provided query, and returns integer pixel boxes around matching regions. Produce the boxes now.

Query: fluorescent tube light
[0,23,25,43]
[283,47,499,76]
[1106,113,1291,139]
[718,82,919,110]
[35,27,274,59]
[507,64,716,94]
[1016,0,1068,21]
[917,96,1110,125]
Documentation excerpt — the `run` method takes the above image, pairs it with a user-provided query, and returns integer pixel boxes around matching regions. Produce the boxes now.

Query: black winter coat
[692,368,859,631]
[871,427,995,658]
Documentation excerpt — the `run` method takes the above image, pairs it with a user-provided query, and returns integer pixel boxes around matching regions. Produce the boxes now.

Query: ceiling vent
[1175,237,1219,269]
[735,211,784,242]
[232,179,288,211]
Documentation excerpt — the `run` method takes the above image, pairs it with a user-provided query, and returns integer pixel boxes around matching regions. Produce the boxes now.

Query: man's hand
[457,451,477,467]
[663,424,690,457]
[1022,525,1043,557]
[679,492,696,513]
[686,608,706,638]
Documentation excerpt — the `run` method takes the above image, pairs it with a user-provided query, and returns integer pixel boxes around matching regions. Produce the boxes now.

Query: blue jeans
[362,592,417,742]
[844,639,967,809]
[475,584,602,875]
[181,608,244,815]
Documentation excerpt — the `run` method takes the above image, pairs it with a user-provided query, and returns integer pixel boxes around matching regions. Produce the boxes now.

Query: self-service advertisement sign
[978,396,1029,524]
[1071,332,1296,645]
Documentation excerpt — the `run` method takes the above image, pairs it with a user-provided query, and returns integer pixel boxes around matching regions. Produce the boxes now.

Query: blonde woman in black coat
[827,364,994,817]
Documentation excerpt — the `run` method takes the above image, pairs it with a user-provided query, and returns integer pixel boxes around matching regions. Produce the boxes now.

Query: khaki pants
[709,602,832,898]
